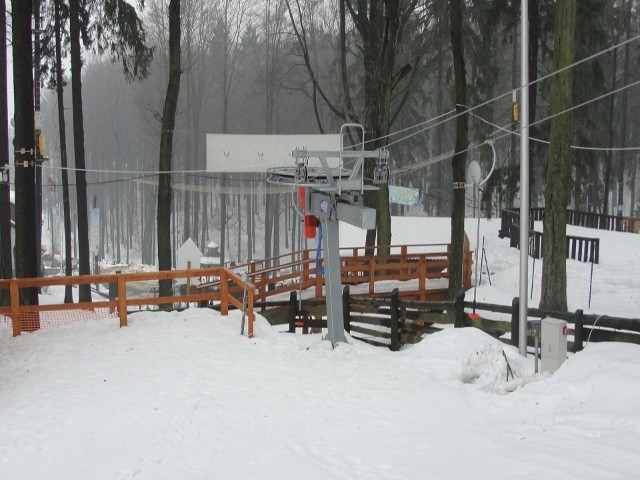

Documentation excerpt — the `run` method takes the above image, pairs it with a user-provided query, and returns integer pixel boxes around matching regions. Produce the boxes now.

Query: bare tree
[54,0,74,303]
[286,0,422,255]
[157,0,182,297]
[12,0,40,319]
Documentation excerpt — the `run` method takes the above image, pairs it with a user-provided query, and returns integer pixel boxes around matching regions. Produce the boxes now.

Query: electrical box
[541,317,568,373]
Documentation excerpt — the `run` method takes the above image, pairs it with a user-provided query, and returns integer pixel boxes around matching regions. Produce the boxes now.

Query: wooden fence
[198,243,472,308]
[0,267,256,338]
[263,287,465,351]
[509,227,600,263]
[500,207,640,238]
[1,243,471,342]
[501,208,602,264]
[263,289,640,352]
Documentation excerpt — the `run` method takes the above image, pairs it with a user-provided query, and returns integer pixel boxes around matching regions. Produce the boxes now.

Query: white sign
[389,185,421,206]
[206,134,341,173]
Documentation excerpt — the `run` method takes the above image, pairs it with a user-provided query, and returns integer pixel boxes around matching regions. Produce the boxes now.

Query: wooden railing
[466,297,640,352]
[261,289,640,351]
[1,243,471,339]
[0,267,256,338]
[198,243,472,309]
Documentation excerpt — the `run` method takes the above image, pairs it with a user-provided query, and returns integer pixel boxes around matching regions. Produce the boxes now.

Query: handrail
[197,243,471,309]
[1,243,470,337]
[0,267,256,338]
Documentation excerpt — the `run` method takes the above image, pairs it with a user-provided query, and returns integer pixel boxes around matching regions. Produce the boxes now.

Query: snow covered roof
[200,256,221,267]
[206,240,219,249]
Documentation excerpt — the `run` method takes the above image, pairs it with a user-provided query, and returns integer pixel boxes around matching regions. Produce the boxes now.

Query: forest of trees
[2,0,640,312]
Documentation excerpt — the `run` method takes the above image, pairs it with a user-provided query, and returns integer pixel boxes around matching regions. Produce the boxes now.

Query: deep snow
[1,216,639,479]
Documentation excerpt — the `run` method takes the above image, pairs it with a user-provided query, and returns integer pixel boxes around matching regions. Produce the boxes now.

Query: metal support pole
[321,215,347,346]
[519,0,530,357]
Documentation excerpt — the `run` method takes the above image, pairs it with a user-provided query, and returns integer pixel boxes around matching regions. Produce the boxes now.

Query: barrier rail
[0,267,256,338]
[198,243,472,308]
[500,207,640,238]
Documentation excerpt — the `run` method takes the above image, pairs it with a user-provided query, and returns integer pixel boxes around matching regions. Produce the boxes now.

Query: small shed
[176,238,202,271]
[200,240,221,268]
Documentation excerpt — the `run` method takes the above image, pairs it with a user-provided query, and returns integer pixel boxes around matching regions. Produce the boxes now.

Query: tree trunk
[69,0,92,302]
[12,0,40,317]
[603,49,617,215]
[220,175,227,266]
[541,0,577,312]
[616,4,632,218]
[448,0,469,299]
[435,38,445,216]
[246,185,252,262]
[359,0,395,255]
[0,0,12,304]
[528,0,539,207]
[237,193,242,262]
[54,0,73,302]
[157,0,181,298]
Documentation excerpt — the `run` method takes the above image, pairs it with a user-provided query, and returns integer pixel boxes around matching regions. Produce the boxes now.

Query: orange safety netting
[2,308,119,333]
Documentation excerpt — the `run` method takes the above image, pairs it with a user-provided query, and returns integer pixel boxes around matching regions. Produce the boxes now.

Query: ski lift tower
[267,124,389,347]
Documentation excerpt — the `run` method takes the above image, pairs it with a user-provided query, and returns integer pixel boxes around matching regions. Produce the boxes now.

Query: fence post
[390,288,400,351]
[288,291,297,333]
[220,269,229,315]
[247,287,255,339]
[369,257,375,294]
[117,275,127,328]
[573,309,584,353]
[186,261,192,299]
[109,271,119,313]
[342,285,351,334]
[10,280,21,337]
[510,297,519,347]
[454,289,465,328]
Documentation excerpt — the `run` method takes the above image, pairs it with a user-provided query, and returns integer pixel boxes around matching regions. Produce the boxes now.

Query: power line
[470,110,640,152]
[381,33,640,150]
[393,76,640,175]
[28,34,640,178]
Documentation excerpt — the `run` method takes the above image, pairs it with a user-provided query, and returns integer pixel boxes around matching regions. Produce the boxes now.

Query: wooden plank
[464,316,511,335]
[350,324,392,340]
[261,307,290,326]
[350,335,389,348]
[583,328,640,345]
[118,276,127,327]
[10,280,20,336]
[20,300,117,312]
[349,313,391,328]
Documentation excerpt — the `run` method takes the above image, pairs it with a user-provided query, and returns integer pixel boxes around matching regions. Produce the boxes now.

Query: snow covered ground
[1,217,640,479]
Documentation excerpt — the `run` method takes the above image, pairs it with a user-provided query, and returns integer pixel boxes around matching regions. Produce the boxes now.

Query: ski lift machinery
[267,124,389,347]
